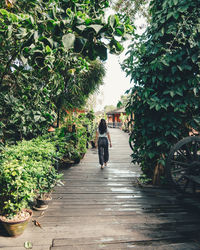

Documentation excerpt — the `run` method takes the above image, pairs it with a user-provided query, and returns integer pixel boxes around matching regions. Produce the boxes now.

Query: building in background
[106,107,126,128]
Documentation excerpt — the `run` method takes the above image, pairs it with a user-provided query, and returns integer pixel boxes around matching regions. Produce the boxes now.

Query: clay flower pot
[0,209,33,237]
[33,195,52,211]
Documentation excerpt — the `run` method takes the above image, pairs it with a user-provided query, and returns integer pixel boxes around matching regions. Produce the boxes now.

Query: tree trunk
[152,163,164,185]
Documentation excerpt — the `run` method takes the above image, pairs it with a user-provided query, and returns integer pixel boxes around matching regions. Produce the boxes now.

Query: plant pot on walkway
[33,195,52,211]
[0,209,33,237]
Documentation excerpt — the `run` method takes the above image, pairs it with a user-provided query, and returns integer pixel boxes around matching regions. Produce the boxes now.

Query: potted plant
[0,158,35,237]
[0,137,63,235]
[34,165,63,210]
[17,137,63,208]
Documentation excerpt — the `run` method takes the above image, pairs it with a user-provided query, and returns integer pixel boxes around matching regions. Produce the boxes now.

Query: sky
[95,47,132,111]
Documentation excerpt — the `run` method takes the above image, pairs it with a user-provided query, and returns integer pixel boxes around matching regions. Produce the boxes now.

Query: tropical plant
[41,111,95,165]
[62,113,89,161]
[119,113,129,132]
[123,0,200,182]
[36,165,63,199]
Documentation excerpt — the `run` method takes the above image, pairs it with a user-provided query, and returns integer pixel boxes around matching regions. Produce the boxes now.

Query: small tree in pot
[0,158,35,237]
[34,164,63,210]
[0,137,63,234]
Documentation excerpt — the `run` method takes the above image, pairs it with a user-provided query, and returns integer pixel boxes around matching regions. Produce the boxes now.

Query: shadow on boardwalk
[1,128,200,249]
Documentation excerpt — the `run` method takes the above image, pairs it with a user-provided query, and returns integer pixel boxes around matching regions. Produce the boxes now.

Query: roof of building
[106,107,126,115]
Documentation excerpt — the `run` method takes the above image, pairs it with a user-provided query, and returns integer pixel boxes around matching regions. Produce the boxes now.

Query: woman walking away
[95,119,112,169]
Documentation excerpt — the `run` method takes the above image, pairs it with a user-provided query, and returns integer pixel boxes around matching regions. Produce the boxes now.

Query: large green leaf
[108,15,119,28]
[74,37,87,53]
[62,33,75,50]
[95,44,107,61]
[87,24,103,34]
[109,39,124,54]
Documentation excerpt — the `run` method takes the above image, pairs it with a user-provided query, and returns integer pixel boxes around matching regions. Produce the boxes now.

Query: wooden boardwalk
[1,128,200,249]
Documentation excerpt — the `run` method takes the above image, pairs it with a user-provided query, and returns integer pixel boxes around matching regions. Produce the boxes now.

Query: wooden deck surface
[1,128,200,249]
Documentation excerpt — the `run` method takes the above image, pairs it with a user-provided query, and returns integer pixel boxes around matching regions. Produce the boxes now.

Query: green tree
[0,0,134,142]
[0,79,56,143]
[55,60,106,127]
[117,94,130,108]
[123,0,200,182]
[104,105,116,113]
[113,0,151,25]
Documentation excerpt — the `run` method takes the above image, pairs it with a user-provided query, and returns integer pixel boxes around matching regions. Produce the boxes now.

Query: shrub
[123,0,200,181]
[0,138,62,217]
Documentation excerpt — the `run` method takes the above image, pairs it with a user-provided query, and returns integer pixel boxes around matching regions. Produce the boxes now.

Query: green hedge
[0,116,93,217]
[0,138,62,217]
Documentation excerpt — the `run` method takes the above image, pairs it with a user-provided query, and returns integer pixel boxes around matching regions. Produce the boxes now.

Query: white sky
[95,48,132,111]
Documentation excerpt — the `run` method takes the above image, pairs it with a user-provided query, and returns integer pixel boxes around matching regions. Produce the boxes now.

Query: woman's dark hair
[99,119,107,134]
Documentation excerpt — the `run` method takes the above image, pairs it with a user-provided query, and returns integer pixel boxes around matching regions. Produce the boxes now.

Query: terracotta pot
[34,195,52,211]
[0,209,33,237]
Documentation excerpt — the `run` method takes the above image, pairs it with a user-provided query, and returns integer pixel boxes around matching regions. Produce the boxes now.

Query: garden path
[1,128,200,249]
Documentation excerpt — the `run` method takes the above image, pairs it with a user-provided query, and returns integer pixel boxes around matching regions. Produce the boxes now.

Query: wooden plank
[52,236,200,249]
[1,247,49,250]
[51,243,200,250]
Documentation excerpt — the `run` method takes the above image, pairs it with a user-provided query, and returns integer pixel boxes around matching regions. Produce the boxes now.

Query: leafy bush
[0,158,36,217]
[0,138,62,217]
[124,0,200,180]
[0,110,95,217]
[0,86,56,144]
[49,111,96,164]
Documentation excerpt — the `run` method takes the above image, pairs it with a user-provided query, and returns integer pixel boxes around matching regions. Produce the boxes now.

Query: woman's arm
[107,132,112,147]
[95,131,99,148]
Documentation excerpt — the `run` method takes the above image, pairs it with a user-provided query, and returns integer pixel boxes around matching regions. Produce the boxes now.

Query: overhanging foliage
[0,0,134,142]
[123,0,200,179]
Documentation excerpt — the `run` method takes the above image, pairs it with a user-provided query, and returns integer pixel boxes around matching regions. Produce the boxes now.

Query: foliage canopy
[0,0,134,142]
[124,0,200,179]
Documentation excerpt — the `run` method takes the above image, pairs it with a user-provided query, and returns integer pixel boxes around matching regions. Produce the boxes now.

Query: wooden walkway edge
[1,128,200,249]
